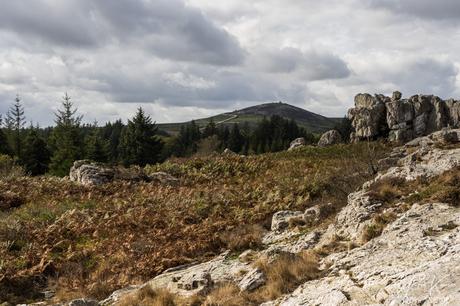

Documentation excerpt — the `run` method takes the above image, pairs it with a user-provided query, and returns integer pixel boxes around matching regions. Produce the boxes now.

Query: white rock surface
[271,203,460,305]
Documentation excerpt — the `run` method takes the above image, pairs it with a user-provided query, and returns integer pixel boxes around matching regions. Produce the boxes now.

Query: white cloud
[0,0,459,126]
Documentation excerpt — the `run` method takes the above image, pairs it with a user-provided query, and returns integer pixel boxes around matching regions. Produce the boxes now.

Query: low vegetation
[0,142,389,303]
[369,166,460,208]
[364,165,460,241]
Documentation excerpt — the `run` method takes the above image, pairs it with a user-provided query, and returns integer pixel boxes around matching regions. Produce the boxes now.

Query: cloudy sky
[0,0,459,126]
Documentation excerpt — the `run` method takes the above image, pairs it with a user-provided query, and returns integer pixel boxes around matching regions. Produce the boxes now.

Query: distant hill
[158,102,341,135]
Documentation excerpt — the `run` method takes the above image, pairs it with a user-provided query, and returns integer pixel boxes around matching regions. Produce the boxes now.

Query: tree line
[0,94,318,177]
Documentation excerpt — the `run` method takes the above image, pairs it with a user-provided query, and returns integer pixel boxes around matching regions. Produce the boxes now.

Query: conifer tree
[6,95,26,158]
[228,123,244,153]
[85,125,109,163]
[49,93,83,176]
[119,107,163,166]
[203,119,217,138]
[22,127,50,175]
[0,115,12,156]
[104,120,124,163]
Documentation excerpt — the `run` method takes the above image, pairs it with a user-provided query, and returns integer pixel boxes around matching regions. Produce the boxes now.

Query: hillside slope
[158,102,341,134]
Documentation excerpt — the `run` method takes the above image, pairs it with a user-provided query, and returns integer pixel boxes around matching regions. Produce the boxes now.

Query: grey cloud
[368,0,460,20]
[256,48,350,81]
[0,0,245,66]
[393,58,458,96]
[0,0,102,47]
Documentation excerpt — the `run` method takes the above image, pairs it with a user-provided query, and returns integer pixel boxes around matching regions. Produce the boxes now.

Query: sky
[0,0,460,126]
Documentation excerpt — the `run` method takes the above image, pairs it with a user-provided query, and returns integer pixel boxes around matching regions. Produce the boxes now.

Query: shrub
[0,155,25,179]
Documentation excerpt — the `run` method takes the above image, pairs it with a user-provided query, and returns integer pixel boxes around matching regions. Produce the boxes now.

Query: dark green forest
[0,94,345,176]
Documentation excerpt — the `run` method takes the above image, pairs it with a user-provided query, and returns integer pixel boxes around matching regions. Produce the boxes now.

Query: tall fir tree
[85,124,109,163]
[49,93,84,176]
[103,120,124,163]
[22,127,51,175]
[202,119,217,138]
[6,95,26,159]
[0,115,12,156]
[119,107,163,166]
[228,123,245,153]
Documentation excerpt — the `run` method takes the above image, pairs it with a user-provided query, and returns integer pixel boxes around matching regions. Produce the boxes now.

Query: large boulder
[69,160,178,186]
[288,137,306,151]
[317,130,342,147]
[348,94,387,141]
[69,160,115,186]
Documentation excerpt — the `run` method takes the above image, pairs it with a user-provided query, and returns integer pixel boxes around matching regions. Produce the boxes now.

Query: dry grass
[201,251,321,306]
[314,234,350,257]
[219,224,265,252]
[253,251,321,301]
[118,287,178,306]
[361,212,397,243]
[203,283,249,306]
[367,177,406,203]
[0,142,389,303]
[369,167,460,209]
[0,155,25,180]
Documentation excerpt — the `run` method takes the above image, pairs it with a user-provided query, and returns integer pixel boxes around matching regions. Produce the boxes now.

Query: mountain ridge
[158,102,341,134]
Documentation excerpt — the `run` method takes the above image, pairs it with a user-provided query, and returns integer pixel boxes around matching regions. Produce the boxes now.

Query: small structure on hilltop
[347,91,460,143]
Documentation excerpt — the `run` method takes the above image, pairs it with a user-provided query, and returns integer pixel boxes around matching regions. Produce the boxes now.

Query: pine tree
[49,93,84,176]
[0,115,12,156]
[119,107,163,166]
[6,95,26,158]
[85,126,109,163]
[203,119,217,138]
[228,123,244,153]
[103,120,123,163]
[22,127,50,175]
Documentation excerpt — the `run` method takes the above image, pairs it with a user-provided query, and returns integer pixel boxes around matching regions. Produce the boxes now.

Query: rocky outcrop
[348,93,388,140]
[69,160,178,186]
[69,160,115,186]
[288,137,306,151]
[269,202,460,306]
[348,91,460,143]
[318,130,342,147]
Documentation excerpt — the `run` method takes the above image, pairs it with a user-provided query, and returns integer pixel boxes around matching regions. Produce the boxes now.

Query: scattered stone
[317,130,342,147]
[238,249,257,263]
[303,206,320,224]
[149,172,179,186]
[67,299,98,306]
[430,128,459,144]
[288,137,306,151]
[99,286,140,306]
[271,210,304,232]
[222,148,237,155]
[238,268,266,291]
